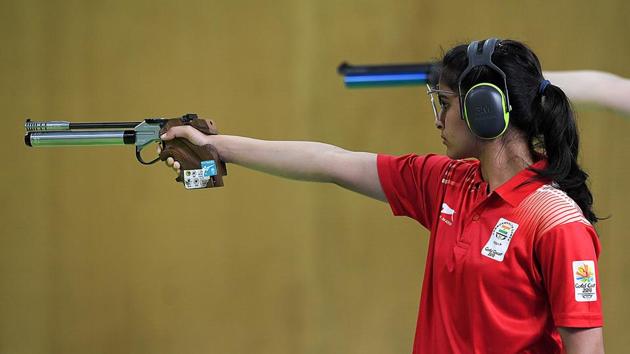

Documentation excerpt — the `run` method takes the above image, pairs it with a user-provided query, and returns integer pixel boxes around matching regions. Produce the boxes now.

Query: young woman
[160,39,604,354]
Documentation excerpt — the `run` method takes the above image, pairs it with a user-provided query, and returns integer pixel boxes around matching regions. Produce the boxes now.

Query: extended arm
[544,70,630,115]
[160,126,387,202]
[558,327,604,354]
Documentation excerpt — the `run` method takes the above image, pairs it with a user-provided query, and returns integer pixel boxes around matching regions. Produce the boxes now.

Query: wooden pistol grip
[189,118,217,135]
[158,115,227,188]
[160,138,225,188]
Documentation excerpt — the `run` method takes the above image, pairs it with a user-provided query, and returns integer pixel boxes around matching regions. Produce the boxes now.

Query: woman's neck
[478,133,534,192]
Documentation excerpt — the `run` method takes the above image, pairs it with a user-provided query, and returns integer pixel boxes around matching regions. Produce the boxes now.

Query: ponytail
[530,83,599,223]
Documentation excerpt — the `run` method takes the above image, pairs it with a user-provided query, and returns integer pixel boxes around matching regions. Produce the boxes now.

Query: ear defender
[463,82,509,139]
[458,38,511,139]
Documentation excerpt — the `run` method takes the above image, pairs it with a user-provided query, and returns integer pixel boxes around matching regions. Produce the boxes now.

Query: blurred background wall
[1,0,628,353]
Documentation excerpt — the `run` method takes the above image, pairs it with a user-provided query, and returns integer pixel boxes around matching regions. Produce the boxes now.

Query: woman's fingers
[161,149,181,174]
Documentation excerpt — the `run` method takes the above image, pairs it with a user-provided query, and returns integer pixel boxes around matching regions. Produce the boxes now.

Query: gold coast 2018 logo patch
[481,218,519,262]
[573,261,597,302]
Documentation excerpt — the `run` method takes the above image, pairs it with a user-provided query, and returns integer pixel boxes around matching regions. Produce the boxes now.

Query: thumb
[160,125,209,146]
[160,125,195,141]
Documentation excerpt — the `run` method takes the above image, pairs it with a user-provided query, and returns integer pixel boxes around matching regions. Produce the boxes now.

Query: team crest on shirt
[439,203,456,225]
[573,261,597,302]
[481,218,519,262]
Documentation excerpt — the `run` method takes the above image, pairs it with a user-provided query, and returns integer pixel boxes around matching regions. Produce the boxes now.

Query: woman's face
[435,83,480,159]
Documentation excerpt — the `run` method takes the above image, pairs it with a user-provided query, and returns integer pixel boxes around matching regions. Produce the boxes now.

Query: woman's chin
[445,148,471,160]
[445,147,458,159]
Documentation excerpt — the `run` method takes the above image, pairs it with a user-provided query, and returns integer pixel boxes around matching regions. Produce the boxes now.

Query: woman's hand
[158,125,212,174]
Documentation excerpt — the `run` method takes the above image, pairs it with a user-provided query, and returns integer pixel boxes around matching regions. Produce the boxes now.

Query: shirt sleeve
[535,222,603,328]
[376,153,451,229]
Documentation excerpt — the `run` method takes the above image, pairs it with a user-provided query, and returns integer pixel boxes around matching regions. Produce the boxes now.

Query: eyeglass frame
[426,84,459,125]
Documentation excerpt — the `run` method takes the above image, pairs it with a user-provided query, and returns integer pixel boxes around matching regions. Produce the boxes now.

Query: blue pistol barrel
[338,62,438,88]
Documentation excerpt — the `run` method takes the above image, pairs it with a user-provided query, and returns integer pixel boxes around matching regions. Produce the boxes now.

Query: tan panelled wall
[1,0,629,353]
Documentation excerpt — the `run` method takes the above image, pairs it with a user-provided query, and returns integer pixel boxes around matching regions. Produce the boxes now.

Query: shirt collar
[492,159,549,207]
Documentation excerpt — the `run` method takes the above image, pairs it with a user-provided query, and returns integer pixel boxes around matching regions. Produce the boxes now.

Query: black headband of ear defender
[457,38,512,139]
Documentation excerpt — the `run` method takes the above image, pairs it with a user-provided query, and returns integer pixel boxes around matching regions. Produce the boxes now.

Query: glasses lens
[427,91,442,123]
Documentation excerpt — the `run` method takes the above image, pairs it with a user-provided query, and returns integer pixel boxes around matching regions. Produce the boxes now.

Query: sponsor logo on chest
[481,218,519,262]
[440,203,456,226]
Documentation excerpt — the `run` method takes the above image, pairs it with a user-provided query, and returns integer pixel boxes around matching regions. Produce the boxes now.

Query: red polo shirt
[377,154,603,354]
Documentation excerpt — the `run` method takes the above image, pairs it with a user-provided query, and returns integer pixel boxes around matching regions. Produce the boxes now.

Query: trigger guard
[136,145,160,165]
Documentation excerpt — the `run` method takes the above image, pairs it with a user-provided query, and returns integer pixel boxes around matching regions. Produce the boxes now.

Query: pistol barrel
[337,62,438,88]
[25,119,140,132]
[25,130,136,147]
[24,120,71,132]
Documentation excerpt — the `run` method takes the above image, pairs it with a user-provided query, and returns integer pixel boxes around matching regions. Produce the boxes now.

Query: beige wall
[1,0,629,353]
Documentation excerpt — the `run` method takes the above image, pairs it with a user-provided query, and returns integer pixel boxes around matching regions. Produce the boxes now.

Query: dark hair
[439,39,599,223]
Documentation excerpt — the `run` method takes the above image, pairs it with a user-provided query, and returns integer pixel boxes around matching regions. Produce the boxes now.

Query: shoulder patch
[573,260,597,302]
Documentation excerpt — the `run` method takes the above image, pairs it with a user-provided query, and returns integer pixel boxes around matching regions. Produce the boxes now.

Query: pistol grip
[158,114,227,189]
